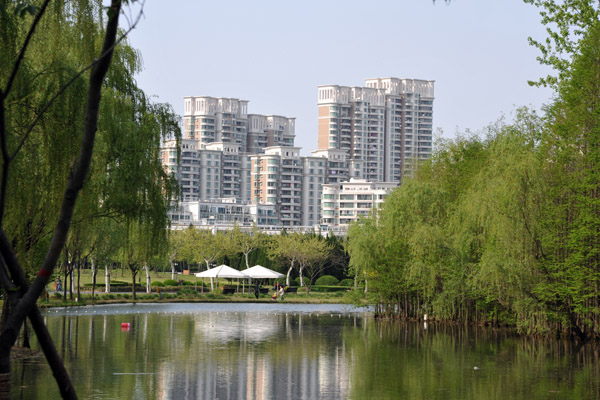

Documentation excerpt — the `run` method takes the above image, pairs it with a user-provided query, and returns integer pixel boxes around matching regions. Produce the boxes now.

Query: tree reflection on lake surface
[12,303,600,399]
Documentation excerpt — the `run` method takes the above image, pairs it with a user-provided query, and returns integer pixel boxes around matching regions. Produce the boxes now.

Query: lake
[12,303,600,399]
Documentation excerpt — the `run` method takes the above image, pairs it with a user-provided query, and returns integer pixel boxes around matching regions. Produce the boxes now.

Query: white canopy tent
[241,265,284,280]
[195,265,249,291]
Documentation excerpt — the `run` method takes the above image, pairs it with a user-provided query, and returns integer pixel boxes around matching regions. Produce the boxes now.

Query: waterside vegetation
[346,3,600,341]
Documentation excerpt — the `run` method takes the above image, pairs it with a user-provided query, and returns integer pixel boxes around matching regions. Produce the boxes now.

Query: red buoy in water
[121,322,130,331]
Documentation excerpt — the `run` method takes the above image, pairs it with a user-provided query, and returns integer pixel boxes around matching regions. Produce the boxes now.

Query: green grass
[28,269,366,306]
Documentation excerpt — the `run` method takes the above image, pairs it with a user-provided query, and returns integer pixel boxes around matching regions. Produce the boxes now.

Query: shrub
[163,279,178,286]
[339,279,354,287]
[182,280,193,286]
[151,281,165,287]
[315,275,339,286]
[311,286,347,293]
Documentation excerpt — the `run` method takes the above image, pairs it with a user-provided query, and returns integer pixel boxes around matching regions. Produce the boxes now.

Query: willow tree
[0,1,127,397]
[536,21,600,341]
[0,0,182,397]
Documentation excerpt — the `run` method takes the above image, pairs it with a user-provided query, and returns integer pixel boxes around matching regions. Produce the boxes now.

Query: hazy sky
[127,0,554,154]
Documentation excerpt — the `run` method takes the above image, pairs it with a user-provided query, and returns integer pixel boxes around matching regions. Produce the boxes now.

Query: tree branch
[2,0,52,99]
[0,2,123,397]
[9,3,146,161]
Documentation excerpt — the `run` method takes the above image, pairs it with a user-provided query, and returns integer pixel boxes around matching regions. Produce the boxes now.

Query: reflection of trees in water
[345,320,600,400]
[18,312,366,399]
[21,314,598,399]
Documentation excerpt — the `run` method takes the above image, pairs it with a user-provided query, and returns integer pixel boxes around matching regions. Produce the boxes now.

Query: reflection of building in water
[154,312,356,399]
[194,312,279,344]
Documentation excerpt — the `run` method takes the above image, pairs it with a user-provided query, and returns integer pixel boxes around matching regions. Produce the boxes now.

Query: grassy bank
[32,289,364,307]
[38,269,361,306]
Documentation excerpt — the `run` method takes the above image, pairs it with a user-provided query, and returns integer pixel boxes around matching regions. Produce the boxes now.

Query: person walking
[279,286,285,302]
[254,281,260,299]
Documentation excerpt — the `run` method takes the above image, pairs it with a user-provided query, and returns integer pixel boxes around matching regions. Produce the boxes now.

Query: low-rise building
[321,179,397,228]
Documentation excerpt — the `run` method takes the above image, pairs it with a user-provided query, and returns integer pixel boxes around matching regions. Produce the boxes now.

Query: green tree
[524,0,600,88]
[228,224,265,270]
[0,1,125,397]
[536,20,600,341]
[298,235,332,292]
[268,233,305,286]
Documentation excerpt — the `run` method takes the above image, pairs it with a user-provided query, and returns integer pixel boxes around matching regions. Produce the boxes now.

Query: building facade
[169,198,279,227]
[247,114,296,153]
[364,78,434,180]
[318,77,434,183]
[251,146,325,227]
[320,179,397,228]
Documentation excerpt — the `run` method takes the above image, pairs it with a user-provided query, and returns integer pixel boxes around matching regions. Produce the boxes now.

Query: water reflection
[17,304,365,399]
[12,304,600,399]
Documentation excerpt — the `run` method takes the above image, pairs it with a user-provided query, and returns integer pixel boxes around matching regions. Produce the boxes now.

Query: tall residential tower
[318,77,434,183]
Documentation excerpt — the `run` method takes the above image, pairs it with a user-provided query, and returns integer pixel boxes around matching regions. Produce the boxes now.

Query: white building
[365,78,434,180]
[183,96,248,147]
[318,77,434,183]
[161,139,222,201]
[169,198,279,227]
[247,114,296,153]
[321,179,397,228]
[317,86,386,182]
[251,146,325,227]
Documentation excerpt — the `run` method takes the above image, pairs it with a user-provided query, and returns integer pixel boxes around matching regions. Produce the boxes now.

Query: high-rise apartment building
[247,114,296,153]
[317,86,386,182]
[251,147,325,227]
[364,78,434,180]
[184,96,295,154]
[318,77,434,183]
[184,96,248,146]
[161,139,222,201]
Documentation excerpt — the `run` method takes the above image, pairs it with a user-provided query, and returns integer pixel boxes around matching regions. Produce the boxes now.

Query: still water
[12,303,600,399]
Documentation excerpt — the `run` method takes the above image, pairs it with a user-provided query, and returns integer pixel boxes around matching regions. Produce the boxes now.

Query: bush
[151,281,165,287]
[339,279,354,287]
[182,280,193,286]
[310,286,347,293]
[315,275,339,286]
[163,279,178,286]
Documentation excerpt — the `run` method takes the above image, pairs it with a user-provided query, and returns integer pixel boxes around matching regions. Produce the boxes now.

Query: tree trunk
[63,264,68,300]
[69,263,75,301]
[131,268,137,301]
[170,259,175,280]
[286,266,293,287]
[105,264,110,293]
[76,259,81,302]
[299,265,304,286]
[91,257,96,304]
[21,319,30,349]
[144,265,151,293]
